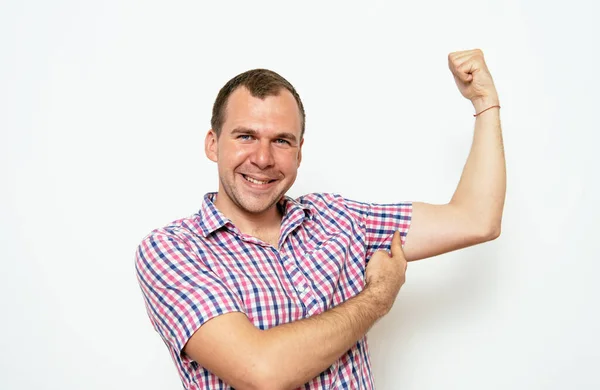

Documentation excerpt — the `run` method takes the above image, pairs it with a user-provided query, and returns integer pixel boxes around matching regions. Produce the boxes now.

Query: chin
[222,175,291,215]
[238,197,279,214]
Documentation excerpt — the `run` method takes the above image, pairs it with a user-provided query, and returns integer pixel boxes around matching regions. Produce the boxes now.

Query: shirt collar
[280,194,313,220]
[194,192,312,238]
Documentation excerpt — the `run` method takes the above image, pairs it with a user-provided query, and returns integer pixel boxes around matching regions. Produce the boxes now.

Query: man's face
[205,87,304,216]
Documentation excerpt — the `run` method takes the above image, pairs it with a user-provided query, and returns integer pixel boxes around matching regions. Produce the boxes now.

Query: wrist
[471,95,500,113]
[362,283,390,319]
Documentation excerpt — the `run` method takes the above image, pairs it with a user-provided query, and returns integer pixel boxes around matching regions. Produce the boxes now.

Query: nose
[249,140,275,169]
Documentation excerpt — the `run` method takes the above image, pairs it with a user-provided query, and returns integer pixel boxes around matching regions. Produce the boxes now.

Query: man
[135,49,505,389]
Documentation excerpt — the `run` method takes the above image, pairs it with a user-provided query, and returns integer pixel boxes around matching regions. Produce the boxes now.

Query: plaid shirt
[135,192,411,389]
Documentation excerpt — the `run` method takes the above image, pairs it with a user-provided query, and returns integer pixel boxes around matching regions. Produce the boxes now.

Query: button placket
[280,250,314,305]
[298,251,324,316]
[298,285,309,295]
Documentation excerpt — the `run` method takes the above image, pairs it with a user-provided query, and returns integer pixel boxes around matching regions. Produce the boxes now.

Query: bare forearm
[257,287,384,390]
[450,97,506,235]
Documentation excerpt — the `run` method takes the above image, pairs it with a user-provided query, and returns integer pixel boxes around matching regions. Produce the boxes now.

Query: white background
[1,0,599,389]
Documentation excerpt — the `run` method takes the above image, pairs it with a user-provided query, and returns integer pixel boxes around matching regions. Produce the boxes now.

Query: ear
[205,129,218,162]
[297,137,304,168]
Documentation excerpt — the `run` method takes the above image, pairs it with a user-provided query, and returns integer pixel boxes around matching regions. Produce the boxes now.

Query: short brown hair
[211,69,305,138]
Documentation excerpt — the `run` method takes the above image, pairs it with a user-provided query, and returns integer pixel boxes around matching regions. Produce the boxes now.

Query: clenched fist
[448,49,499,112]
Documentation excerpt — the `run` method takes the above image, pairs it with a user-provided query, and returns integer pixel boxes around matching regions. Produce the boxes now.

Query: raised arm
[402,49,506,262]
[184,232,407,390]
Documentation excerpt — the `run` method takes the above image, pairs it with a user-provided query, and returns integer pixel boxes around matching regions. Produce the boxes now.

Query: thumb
[390,231,404,257]
[454,72,472,86]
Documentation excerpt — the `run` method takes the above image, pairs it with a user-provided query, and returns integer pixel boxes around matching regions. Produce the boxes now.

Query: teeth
[244,175,270,185]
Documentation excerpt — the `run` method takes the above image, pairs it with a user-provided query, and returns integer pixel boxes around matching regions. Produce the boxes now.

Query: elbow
[487,224,501,241]
[226,353,283,390]
[247,352,289,390]
[466,207,502,243]
[478,221,501,242]
[252,349,306,390]
[251,381,284,390]
[241,372,278,390]
[251,371,287,390]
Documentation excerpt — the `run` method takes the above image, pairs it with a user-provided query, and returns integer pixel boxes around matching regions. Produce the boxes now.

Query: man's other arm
[184,232,407,390]
[403,49,506,261]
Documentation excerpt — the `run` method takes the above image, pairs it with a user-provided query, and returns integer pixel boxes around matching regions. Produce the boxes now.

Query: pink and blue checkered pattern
[135,192,411,389]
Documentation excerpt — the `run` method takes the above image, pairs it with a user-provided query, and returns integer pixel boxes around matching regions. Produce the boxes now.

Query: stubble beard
[220,174,287,215]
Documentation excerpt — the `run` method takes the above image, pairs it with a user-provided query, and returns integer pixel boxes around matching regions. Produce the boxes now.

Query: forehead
[222,87,302,137]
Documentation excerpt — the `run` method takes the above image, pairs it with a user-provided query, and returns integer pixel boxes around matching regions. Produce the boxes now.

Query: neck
[213,193,283,236]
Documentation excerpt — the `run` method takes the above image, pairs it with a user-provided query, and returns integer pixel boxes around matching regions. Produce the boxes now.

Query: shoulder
[140,214,198,245]
[135,214,204,271]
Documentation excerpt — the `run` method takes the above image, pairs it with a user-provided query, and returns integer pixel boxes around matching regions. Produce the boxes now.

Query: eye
[237,134,253,141]
[274,138,291,145]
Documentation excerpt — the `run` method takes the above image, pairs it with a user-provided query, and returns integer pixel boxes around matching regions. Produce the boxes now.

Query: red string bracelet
[473,105,501,117]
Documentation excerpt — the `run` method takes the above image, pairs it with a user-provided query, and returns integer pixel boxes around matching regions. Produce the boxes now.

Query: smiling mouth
[242,174,276,185]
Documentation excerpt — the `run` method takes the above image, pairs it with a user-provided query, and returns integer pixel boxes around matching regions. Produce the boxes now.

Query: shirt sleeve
[342,197,412,260]
[135,229,244,359]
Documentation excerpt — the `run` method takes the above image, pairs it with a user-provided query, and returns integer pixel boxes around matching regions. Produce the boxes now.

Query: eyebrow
[230,127,298,143]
